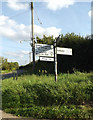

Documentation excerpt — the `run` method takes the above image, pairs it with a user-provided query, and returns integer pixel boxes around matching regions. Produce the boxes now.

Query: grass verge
[2,72,93,119]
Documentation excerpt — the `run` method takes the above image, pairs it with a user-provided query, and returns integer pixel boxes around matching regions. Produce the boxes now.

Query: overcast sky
[0,0,92,65]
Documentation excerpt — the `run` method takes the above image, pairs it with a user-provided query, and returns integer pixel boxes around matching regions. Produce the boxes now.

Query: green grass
[2,72,93,119]
[1,70,12,74]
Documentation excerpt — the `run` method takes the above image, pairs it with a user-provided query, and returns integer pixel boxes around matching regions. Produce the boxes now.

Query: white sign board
[57,47,72,55]
[40,57,54,61]
[36,49,54,57]
[35,43,53,48]
[35,44,53,54]
[35,44,72,56]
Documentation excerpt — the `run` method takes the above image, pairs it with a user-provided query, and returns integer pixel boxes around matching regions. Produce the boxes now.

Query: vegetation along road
[2,71,93,119]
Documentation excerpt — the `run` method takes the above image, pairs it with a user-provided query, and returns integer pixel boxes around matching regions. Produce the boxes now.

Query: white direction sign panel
[40,57,54,62]
[35,44,54,57]
[35,44,72,57]
[36,49,54,57]
[35,44,53,54]
[57,47,72,55]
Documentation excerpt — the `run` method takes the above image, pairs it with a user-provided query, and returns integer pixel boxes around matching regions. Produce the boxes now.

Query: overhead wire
[34,8,42,25]
[27,2,42,25]
[2,2,32,64]
[7,1,31,19]
[4,2,43,45]
[32,5,43,40]
[9,9,30,19]
[2,42,31,50]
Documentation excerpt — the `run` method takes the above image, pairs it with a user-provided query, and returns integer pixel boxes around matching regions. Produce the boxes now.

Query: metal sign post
[54,39,57,82]
[35,35,72,82]
[53,35,61,82]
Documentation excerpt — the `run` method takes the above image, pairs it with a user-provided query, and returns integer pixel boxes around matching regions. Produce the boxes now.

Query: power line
[34,8,42,25]
[2,44,31,50]
[28,2,43,25]
[9,9,30,19]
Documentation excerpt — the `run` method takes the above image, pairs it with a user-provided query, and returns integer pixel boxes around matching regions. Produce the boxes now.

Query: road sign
[35,41,73,82]
[36,47,72,57]
[35,44,53,54]
[57,47,72,55]
[39,57,54,61]
[35,43,53,48]
[36,49,54,57]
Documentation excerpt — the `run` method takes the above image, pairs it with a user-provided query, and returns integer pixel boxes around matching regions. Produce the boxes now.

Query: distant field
[2,72,93,119]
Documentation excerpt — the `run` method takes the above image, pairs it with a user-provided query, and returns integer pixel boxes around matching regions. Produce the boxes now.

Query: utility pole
[31,2,35,72]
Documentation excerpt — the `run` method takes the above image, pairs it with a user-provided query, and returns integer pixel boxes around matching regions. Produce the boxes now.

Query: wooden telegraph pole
[31,2,35,72]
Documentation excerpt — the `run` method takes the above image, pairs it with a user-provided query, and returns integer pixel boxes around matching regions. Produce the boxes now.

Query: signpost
[35,36,72,82]
[54,39,57,82]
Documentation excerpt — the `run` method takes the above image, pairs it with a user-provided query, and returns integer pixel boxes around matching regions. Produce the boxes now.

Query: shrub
[2,72,93,119]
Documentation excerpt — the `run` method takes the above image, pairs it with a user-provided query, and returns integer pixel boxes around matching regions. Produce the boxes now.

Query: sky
[0,0,92,66]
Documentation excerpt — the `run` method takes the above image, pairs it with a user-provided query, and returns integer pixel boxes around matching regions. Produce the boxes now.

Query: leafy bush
[2,72,93,119]
[36,33,93,73]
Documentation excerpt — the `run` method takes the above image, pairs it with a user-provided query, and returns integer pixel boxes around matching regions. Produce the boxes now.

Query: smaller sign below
[39,57,54,62]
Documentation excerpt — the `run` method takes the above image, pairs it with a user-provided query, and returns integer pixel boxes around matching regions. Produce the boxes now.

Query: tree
[36,35,54,45]
[0,57,19,71]
[35,33,93,73]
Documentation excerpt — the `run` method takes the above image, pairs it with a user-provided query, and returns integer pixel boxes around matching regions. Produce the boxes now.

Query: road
[0,110,19,119]
[0,70,23,119]
[1,69,24,80]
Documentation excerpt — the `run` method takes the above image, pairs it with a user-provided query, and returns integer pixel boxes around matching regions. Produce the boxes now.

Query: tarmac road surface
[1,69,24,80]
[0,110,19,119]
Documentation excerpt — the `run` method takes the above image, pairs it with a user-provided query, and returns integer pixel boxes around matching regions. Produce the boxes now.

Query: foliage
[36,35,54,45]
[2,72,93,119]
[0,57,19,71]
[36,33,93,73]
